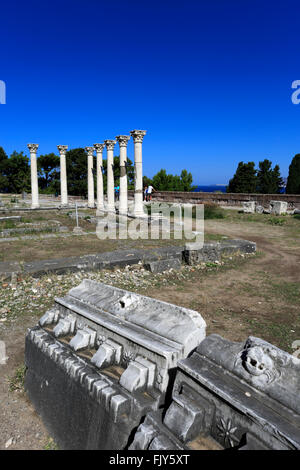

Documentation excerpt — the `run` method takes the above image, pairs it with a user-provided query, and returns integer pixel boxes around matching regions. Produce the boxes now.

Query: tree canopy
[227,160,283,194]
[144,169,195,192]
[286,154,300,194]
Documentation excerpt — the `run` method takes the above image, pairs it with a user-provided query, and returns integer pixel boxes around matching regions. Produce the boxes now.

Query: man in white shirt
[147,185,155,201]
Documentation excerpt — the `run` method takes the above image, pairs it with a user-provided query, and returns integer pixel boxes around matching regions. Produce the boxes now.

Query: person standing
[147,184,155,202]
[144,186,148,201]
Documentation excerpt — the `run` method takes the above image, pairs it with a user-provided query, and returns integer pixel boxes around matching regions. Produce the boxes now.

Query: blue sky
[1,0,300,184]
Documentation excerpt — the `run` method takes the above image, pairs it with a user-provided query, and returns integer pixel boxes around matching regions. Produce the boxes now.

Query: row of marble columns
[27,129,147,218]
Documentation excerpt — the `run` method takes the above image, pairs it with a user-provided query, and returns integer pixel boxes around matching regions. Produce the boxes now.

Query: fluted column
[94,143,105,215]
[85,146,95,208]
[57,145,68,206]
[27,143,40,209]
[104,140,116,213]
[130,130,147,217]
[116,135,130,215]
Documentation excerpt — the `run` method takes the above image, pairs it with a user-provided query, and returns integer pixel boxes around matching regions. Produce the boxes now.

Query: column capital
[27,143,39,152]
[57,145,68,155]
[104,140,117,151]
[116,135,130,148]
[94,143,105,152]
[130,130,146,143]
[85,146,94,156]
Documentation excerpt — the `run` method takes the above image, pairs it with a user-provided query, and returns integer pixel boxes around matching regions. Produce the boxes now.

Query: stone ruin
[25,280,206,450]
[25,280,300,450]
[243,200,288,215]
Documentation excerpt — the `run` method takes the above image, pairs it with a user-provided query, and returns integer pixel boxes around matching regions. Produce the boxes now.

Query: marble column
[27,143,40,209]
[85,146,95,208]
[104,140,116,213]
[94,143,105,215]
[116,135,130,215]
[57,145,68,206]
[130,130,147,217]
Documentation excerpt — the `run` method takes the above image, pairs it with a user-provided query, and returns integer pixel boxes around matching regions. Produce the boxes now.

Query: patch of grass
[293,214,300,221]
[268,217,286,226]
[44,437,59,450]
[268,281,300,303]
[8,364,26,392]
[203,204,225,220]
[0,220,17,229]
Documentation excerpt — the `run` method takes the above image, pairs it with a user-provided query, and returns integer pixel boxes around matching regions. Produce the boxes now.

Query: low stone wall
[130,190,300,209]
[0,240,255,281]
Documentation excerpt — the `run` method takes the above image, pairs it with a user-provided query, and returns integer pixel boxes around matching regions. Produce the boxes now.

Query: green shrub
[268,217,285,226]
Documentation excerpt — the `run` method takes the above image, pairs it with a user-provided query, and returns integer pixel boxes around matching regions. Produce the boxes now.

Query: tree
[180,169,195,191]
[0,146,9,192]
[286,154,300,194]
[256,159,283,194]
[5,151,31,193]
[37,153,60,192]
[227,162,257,193]
[65,148,88,196]
[150,169,195,191]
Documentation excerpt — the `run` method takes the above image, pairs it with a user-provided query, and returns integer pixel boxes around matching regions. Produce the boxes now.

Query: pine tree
[286,154,300,194]
[257,159,283,193]
[227,162,257,193]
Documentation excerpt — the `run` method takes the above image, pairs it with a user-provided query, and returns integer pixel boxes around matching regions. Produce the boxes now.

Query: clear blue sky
[1,0,300,184]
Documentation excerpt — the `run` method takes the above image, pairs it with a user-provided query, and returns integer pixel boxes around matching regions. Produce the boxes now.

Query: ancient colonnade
[27,130,147,217]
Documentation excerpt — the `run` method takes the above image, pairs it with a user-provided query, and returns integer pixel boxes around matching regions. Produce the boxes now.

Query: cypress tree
[286,154,300,194]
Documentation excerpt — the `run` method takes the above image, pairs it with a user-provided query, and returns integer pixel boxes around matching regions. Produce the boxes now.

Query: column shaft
[130,130,147,218]
[57,146,68,206]
[86,147,95,208]
[104,140,116,213]
[28,144,39,209]
[94,144,105,215]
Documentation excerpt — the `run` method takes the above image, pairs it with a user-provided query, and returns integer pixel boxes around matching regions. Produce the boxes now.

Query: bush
[268,217,285,226]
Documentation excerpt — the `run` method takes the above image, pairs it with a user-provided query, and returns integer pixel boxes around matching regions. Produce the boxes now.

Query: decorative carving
[57,145,68,155]
[85,146,94,156]
[130,130,146,143]
[94,143,105,152]
[122,350,136,367]
[116,135,130,147]
[96,335,107,346]
[104,140,116,151]
[216,417,239,448]
[27,143,39,152]
[236,339,282,384]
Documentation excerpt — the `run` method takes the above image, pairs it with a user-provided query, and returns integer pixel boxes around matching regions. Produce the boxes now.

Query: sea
[193,185,227,193]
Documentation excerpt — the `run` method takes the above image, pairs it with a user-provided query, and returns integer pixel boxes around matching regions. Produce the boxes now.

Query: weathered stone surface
[144,258,182,273]
[220,239,256,255]
[183,242,221,265]
[0,216,21,222]
[25,280,206,449]
[131,335,300,450]
[243,201,255,213]
[183,239,256,265]
[22,246,184,277]
[0,261,22,281]
[269,201,288,215]
[255,205,264,214]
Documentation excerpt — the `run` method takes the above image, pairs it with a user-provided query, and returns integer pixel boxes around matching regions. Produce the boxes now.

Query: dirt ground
[0,211,299,450]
